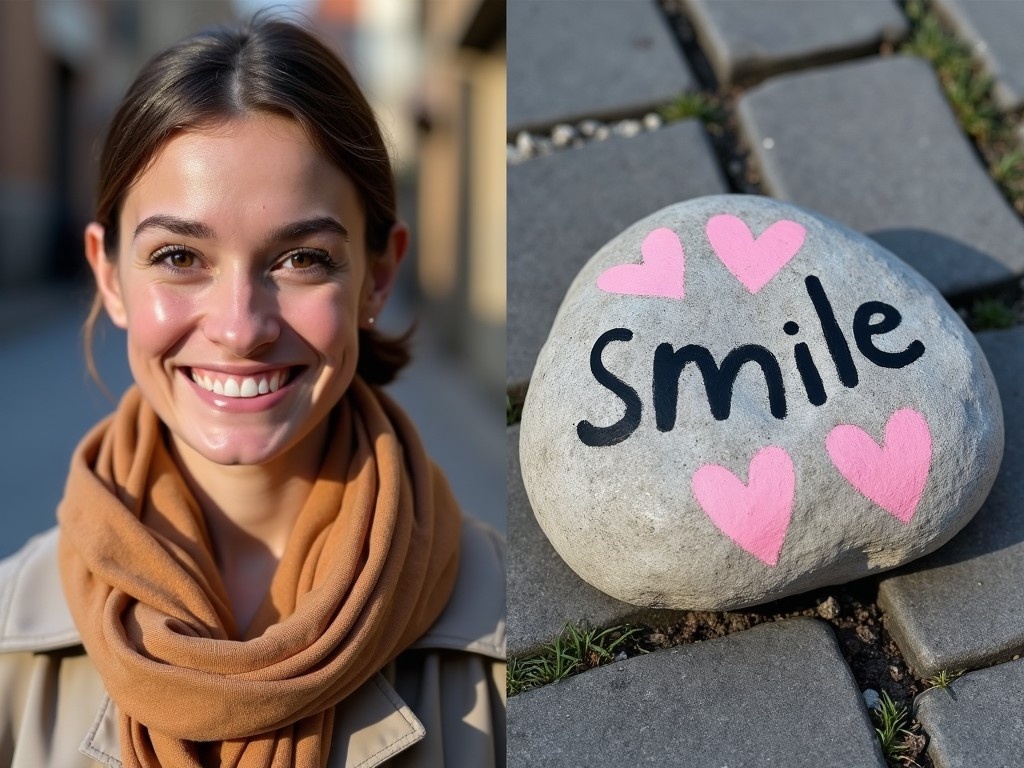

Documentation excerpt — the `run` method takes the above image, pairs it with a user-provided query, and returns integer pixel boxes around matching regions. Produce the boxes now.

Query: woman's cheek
[126,285,199,356]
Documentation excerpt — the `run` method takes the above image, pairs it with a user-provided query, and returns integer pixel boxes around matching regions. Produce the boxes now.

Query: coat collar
[81,674,427,768]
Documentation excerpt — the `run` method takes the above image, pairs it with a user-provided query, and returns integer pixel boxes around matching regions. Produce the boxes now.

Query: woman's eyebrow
[133,214,215,243]
[267,216,349,243]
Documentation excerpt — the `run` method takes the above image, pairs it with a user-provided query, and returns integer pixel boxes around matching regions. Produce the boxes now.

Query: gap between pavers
[879,326,1024,680]
[932,0,1024,113]
[507,119,728,390]
[508,617,887,768]
[738,54,1024,297]
[683,0,907,86]
[915,657,1024,767]
[507,0,697,134]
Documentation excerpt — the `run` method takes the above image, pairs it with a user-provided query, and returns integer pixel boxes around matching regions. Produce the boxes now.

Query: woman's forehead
[119,115,362,241]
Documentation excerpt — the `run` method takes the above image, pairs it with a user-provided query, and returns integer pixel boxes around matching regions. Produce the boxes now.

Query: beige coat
[0,517,506,768]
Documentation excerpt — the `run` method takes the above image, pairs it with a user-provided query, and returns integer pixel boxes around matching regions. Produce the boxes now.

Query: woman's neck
[167,419,329,630]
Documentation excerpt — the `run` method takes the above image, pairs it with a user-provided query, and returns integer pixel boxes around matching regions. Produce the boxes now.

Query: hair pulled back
[85,16,410,385]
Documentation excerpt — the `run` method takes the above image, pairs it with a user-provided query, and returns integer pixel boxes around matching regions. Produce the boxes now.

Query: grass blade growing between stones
[507,623,641,696]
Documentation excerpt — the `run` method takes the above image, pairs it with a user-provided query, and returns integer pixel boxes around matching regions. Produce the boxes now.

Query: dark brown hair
[85,15,411,386]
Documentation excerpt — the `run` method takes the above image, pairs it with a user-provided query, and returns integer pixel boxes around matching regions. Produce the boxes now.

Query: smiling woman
[0,17,504,768]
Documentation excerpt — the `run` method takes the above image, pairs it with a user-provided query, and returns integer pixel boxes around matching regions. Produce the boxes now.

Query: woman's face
[87,115,402,468]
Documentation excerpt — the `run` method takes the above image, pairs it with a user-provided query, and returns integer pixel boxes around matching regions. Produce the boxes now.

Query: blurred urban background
[0,0,506,556]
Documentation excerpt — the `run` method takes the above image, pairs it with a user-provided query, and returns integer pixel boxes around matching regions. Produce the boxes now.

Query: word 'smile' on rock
[520,195,1004,611]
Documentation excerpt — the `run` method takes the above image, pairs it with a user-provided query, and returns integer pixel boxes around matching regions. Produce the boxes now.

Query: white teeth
[189,369,290,398]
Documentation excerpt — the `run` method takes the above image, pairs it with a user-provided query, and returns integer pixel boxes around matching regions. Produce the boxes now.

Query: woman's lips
[185,365,301,399]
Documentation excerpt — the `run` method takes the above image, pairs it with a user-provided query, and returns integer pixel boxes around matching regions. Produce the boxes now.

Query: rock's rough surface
[519,195,1003,610]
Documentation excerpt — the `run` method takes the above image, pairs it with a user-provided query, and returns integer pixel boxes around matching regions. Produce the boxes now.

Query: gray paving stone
[738,55,1024,297]
[507,0,697,133]
[507,423,638,656]
[915,658,1024,768]
[508,618,887,768]
[878,326,1024,679]
[684,0,907,85]
[507,120,727,387]
[934,0,1024,112]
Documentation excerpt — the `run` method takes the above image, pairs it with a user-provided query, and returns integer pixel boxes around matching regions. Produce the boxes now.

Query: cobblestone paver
[508,0,1024,764]
[508,619,887,768]
[507,0,697,133]
[933,0,1024,112]
[738,54,1024,296]
[507,120,726,387]
[878,326,1024,680]
[915,658,1024,767]
[684,0,907,85]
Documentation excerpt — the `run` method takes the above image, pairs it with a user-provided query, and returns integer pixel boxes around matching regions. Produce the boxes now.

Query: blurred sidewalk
[0,281,503,560]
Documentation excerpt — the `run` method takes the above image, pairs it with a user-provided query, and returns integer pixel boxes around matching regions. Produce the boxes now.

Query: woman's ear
[360,222,408,329]
[85,222,128,329]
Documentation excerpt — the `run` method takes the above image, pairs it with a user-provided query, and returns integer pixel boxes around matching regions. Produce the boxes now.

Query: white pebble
[551,123,576,147]
[613,119,642,138]
[762,137,775,150]
[643,112,662,131]
[578,119,600,137]
[594,126,611,141]
[516,131,535,156]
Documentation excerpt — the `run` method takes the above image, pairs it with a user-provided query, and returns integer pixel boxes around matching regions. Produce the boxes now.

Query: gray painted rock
[520,195,1003,610]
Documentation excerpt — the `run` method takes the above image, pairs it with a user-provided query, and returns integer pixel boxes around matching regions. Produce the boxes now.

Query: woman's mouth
[187,366,297,398]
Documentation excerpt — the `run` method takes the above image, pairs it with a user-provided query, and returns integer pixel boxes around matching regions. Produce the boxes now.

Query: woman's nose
[201,271,281,356]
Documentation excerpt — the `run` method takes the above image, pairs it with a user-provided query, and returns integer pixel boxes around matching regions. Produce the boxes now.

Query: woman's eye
[149,246,199,271]
[279,249,336,272]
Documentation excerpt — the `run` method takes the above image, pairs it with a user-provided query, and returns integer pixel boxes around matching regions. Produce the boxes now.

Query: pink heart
[691,446,795,567]
[826,409,932,524]
[596,227,685,299]
[706,214,806,294]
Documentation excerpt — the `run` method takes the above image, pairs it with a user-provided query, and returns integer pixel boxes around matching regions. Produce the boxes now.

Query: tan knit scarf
[58,379,461,768]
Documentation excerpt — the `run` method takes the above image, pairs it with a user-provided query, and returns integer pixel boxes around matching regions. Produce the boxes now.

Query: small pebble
[593,126,611,141]
[506,145,525,165]
[613,119,642,138]
[535,137,554,156]
[643,112,662,131]
[516,131,535,157]
[578,119,600,137]
[762,137,775,149]
[614,651,627,661]
[888,665,903,682]
[551,123,576,147]
[862,689,880,711]
[816,596,840,620]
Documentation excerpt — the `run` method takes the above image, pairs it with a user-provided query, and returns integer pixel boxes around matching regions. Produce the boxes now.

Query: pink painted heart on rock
[706,214,805,294]
[691,446,795,567]
[826,408,932,524]
[596,227,685,299]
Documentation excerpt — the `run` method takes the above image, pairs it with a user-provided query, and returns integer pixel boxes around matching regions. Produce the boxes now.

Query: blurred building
[0,0,505,391]
[414,1,506,392]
